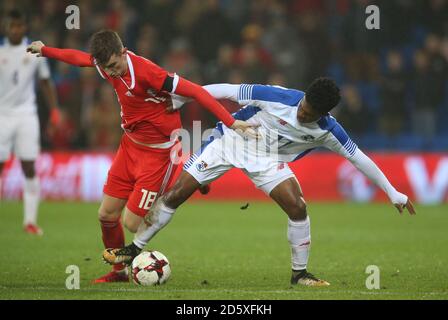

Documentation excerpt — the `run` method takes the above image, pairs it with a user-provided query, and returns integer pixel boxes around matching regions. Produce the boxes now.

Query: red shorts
[103,135,180,217]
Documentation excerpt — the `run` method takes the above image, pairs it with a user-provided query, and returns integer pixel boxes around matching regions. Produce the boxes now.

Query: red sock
[100,218,125,272]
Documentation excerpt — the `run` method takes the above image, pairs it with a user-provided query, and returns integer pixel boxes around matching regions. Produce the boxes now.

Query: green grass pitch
[0,200,447,300]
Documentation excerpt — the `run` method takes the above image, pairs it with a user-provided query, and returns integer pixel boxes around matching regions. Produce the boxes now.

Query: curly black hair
[305,77,341,114]
[6,9,26,22]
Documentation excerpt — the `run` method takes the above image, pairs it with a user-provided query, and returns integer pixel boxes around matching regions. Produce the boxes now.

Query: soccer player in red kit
[27,30,255,283]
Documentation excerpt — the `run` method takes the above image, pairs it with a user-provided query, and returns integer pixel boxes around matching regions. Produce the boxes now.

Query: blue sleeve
[238,84,304,107]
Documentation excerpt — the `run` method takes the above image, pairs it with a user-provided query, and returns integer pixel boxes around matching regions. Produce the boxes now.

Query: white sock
[287,216,311,271]
[133,200,176,249]
[23,177,40,226]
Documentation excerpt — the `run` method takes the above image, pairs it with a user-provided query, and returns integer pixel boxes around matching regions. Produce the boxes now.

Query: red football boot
[24,224,43,236]
[92,270,129,284]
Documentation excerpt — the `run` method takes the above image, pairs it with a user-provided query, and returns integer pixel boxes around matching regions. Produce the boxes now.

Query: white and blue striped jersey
[181,83,407,205]
[0,37,50,115]
[210,84,358,166]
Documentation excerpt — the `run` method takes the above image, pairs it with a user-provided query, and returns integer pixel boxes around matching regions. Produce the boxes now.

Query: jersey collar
[124,52,136,90]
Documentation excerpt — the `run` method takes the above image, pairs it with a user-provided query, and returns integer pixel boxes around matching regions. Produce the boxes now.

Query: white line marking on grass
[1,285,447,297]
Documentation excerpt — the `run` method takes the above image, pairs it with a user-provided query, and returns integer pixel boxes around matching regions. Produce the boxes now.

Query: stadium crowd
[1,0,447,151]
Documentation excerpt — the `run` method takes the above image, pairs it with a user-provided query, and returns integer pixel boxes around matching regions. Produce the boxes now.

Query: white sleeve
[203,84,240,102]
[348,149,408,205]
[37,57,51,80]
[322,121,408,205]
[170,84,240,110]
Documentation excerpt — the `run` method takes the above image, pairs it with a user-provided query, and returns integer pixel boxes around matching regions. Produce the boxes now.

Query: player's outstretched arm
[27,41,94,67]
[348,149,416,215]
[173,78,259,137]
[167,84,240,113]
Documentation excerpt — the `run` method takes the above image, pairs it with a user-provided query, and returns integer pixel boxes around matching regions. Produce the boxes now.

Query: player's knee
[98,206,121,221]
[21,165,35,178]
[164,185,186,209]
[123,220,138,233]
[288,197,307,221]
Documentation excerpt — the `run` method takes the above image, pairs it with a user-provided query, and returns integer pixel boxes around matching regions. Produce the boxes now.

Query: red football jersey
[41,46,235,145]
[94,51,181,145]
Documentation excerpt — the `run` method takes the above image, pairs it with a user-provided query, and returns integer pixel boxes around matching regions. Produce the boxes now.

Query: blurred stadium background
[1,0,448,301]
[1,0,447,204]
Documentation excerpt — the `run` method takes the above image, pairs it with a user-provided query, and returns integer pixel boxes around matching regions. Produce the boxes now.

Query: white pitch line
[1,286,447,297]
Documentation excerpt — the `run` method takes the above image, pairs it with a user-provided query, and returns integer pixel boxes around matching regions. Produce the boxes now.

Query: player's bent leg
[270,177,329,287]
[21,160,43,235]
[269,177,307,221]
[123,207,143,233]
[94,194,129,283]
[164,170,202,208]
[103,208,144,266]
[103,171,202,266]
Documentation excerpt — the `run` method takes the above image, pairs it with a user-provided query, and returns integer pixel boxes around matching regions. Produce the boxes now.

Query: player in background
[0,10,61,236]
[104,78,416,286]
[27,30,255,283]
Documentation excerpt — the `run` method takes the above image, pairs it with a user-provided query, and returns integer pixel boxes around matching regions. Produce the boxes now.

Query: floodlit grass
[1,201,447,300]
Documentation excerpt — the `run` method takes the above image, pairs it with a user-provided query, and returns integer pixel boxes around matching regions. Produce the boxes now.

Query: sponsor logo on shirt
[301,134,315,142]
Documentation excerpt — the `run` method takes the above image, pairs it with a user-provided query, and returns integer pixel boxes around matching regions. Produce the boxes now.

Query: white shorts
[184,135,295,195]
[0,113,40,162]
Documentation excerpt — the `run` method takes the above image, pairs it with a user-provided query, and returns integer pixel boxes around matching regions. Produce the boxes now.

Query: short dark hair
[6,9,26,22]
[89,30,123,66]
[305,77,341,114]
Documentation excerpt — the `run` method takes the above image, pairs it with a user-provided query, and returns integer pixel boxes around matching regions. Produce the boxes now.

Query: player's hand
[166,94,188,113]
[391,191,416,215]
[27,41,45,57]
[230,120,260,139]
[165,97,176,114]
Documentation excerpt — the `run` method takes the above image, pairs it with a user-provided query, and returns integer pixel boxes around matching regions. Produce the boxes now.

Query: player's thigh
[269,176,307,221]
[183,138,233,186]
[177,141,233,207]
[103,140,134,207]
[247,163,307,220]
[123,207,143,233]
[0,115,16,162]
[98,194,127,221]
[126,151,178,218]
[15,114,40,162]
[164,170,203,208]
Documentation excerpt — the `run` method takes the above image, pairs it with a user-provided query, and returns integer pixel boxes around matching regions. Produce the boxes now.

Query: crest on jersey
[196,161,208,172]
[145,89,166,103]
[301,134,315,142]
[278,119,288,126]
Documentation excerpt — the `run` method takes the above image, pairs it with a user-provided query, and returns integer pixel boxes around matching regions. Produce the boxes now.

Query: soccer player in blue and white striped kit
[104,78,415,286]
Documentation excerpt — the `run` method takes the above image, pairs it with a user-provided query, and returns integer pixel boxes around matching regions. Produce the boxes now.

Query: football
[131,251,171,286]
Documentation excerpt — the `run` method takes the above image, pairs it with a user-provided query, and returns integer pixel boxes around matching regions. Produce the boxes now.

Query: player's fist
[230,120,260,139]
[390,191,416,215]
[27,41,45,57]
